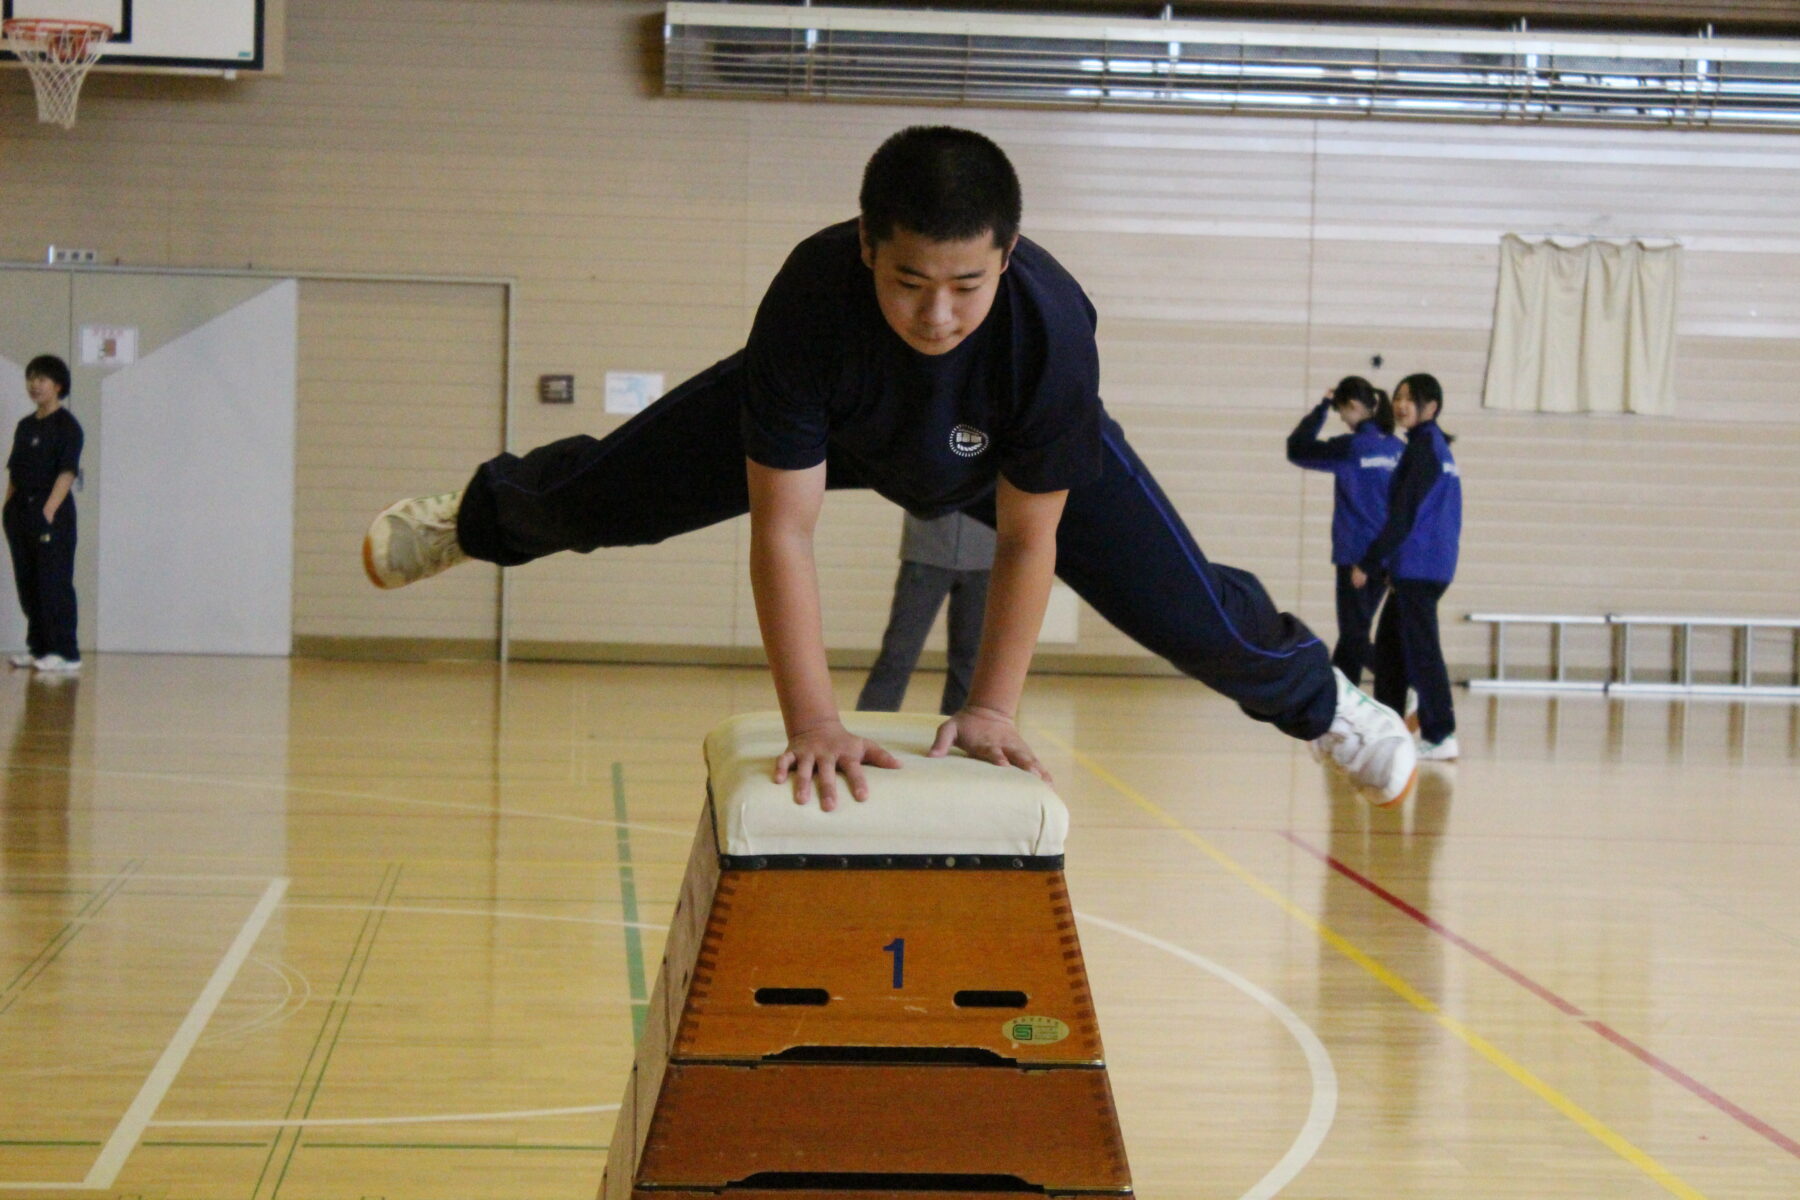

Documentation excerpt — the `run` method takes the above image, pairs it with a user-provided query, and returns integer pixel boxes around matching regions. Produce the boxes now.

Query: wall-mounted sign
[80,324,139,366]
[605,371,664,415]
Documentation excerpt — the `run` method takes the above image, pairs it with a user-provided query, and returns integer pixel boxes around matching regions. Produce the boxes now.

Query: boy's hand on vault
[930,707,1052,785]
[775,721,902,812]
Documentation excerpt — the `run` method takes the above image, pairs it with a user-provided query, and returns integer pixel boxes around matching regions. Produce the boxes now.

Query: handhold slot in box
[763,1045,1013,1066]
[753,987,829,1006]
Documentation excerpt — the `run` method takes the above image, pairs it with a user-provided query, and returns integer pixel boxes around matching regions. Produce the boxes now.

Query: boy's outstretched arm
[746,457,901,811]
[929,477,1066,783]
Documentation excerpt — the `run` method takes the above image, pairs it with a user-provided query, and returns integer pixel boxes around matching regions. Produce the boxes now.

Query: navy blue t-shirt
[741,220,1104,517]
[7,407,83,495]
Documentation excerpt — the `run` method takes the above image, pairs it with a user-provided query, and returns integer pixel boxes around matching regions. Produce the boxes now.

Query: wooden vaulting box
[601,713,1132,1198]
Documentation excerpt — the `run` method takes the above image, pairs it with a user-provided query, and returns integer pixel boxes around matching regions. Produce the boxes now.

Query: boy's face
[860,223,1015,356]
[25,372,60,406]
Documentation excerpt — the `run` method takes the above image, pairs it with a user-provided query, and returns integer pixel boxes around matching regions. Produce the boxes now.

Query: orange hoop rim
[3,17,113,47]
[4,17,112,127]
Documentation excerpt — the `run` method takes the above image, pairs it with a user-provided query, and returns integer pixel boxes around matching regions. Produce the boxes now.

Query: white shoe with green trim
[1309,668,1418,808]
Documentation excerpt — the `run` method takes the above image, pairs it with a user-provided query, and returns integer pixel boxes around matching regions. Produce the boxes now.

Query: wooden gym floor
[1,654,1796,1199]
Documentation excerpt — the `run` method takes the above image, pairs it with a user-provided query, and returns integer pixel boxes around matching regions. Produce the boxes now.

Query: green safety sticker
[1005,1015,1070,1045]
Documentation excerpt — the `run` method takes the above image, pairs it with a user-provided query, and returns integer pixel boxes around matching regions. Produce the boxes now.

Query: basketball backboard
[2,0,280,74]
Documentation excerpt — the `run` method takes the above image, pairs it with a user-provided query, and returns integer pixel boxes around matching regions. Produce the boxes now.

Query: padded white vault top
[703,712,1069,859]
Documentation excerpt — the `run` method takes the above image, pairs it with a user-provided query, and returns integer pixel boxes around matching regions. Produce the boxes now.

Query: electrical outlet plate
[48,247,99,265]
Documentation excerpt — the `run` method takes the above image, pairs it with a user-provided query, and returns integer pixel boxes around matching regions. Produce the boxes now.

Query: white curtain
[1483,235,1681,415]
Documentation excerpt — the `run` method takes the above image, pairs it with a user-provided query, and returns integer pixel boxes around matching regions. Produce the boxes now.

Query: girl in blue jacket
[1354,373,1462,761]
[1286,376,1404,684]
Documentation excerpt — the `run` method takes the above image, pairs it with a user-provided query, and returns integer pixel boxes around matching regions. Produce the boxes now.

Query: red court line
[1281,830,1800,1162]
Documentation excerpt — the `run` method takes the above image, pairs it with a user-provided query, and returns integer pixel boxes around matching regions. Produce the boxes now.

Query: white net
[4,19,110,129]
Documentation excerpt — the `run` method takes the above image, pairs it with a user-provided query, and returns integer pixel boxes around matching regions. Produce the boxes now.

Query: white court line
[1080,912,1339,1200]
[84,878,290,1188]
[283,902,668,930]
[0,878,290,1191]
[150,1103,620,1130]
[0,763,690,838]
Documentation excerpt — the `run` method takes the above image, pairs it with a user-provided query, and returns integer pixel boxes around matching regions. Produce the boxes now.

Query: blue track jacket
[1286,399,1404,566]
[1359,418,1461,584]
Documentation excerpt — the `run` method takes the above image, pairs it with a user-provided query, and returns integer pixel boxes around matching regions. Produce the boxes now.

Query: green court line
[0,859,140,1016]
[142,1140,271,1148]
[611,761,649,1044]
[0,1139,102,1146]
[252,864,401,1200]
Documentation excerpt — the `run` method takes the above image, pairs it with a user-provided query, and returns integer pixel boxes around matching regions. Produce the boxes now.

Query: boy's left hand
[929,707,1053,784]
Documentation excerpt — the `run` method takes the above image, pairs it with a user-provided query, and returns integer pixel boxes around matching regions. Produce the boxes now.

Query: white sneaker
[363,492,468,589]
[1309,668,1418,808]
[33,654,80,674]
[1418,735,1460,762]
[8,653,35,669]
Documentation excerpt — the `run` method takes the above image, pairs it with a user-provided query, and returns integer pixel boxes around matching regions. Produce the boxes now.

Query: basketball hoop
[4,18,111,129]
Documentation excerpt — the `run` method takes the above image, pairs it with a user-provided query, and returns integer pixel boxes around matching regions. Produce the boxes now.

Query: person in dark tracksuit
[1356,373,1461,761]
[858,511,994,716]
[364,127,1419,809]
[5,355,83,674]
[1285,376,1402,685]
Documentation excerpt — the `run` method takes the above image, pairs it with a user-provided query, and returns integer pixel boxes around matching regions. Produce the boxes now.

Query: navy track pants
[1373,577,1456,744]
[3,495,79,662]
[1332,563,1387,686]
[456,353,1337,740]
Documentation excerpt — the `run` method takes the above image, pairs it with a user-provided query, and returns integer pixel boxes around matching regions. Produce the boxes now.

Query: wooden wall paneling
[292,278,504,649]
[4,1,1797,678]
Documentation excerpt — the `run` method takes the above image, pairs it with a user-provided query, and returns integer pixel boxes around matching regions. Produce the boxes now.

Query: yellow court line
[1032,728,1710,1200]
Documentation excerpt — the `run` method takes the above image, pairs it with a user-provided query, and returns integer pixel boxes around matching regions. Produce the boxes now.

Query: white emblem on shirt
[1360,454,1399,470]
[949,424,989,458]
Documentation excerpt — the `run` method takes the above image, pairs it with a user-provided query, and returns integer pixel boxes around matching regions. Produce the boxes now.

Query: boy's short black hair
[860,126,1021,250]
[25,354,70,399]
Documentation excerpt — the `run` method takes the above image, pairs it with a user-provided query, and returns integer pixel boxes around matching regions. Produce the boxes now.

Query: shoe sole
[1365,764,1418,809]
[362,531,390,589]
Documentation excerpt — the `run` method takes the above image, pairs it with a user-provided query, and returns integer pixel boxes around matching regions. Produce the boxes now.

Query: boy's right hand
[774,721,902,812]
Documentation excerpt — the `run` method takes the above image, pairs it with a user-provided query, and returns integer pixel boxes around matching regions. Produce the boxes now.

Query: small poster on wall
[605,370,664,415]
[80,324,139,366]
